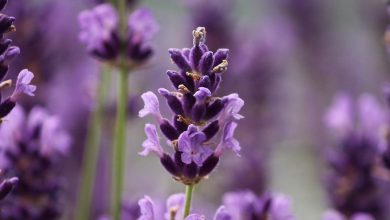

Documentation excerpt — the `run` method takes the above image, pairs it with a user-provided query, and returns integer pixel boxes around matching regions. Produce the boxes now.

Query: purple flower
[0,1,36,121]
[139,27,243,185]
[79,3,119,60]
[0,105,71,219]
[218,94,244,126]
[215,121,240,157]
[139,91,162,122]
[128,8,159,42]
[139,124,163,157]
[138,196,156,220]
[178,125,213,166]
[213,206,231,220]
[324,93,389,219]
[221,190,295,220]
[324,93,353,136]
[10,69,36,100]
[79,3,158,62]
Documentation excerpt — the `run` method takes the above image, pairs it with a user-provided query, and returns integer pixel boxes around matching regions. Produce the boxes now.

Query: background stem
[110,66,129,220]
[75,65,111,220]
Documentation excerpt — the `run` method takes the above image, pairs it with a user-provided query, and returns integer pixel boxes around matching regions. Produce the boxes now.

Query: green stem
[183,184,195,219]
[110,66,129,220]
[74,65,111,220]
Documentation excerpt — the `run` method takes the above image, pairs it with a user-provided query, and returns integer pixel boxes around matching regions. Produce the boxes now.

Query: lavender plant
[0,0,36,122]
[79,3,158,63]
[77,2,158,220]
[139,27,244,218]
[323,93,390,220]
[0,105,70,220]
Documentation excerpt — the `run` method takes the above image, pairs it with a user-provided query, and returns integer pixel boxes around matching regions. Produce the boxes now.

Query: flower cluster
[100,190,295,220]
[78,3,158,63]
[0,105,71,220]
[139,27,244,185]
[0,0,36,122]
[323,93,389,219]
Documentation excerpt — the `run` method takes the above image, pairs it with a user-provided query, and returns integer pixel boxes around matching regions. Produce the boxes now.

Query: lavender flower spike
[139,27,243,185]
[0,1,35,121]
[79,3,158,63]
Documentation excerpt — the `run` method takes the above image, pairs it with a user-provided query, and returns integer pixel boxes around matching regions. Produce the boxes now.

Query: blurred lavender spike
[220,190,296,220]
[324,93,390,220]
[0,105,71,220]
[79,3,158,63]
[139,27,244,185]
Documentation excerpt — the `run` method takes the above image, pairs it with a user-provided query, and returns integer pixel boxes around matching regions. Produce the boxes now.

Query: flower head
[139,27,243,185]
[0,106,71,219]
[79,3,158,63]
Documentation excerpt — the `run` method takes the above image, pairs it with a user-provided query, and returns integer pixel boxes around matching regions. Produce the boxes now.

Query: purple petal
[139,91,162,121]
[139,124,163,157]
[215,122,240,157]
[138,196,155,220]
[128,8,159,41]
[218,93,244,124]
[324,93,352,135]
[270,194,295,220]
[358,94,386,138]
[194,87,211,102]
[213,206,232,220]
[11,69,36,100]
[178,125,211,166]
[165,193,185,218]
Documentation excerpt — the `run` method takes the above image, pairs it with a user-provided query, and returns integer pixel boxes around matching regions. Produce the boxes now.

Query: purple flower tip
[78,3,119,57]
[194,87,211,101]
[139,123,163,157]
[11,69,36,100]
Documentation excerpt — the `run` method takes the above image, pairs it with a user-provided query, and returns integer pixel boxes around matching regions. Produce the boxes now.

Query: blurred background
[3,0,390,219]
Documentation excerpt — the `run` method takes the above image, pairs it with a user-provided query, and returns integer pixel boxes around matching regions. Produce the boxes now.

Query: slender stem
[74,65,111,220]
[110,66,129,220]
[183,184,195,219]
[118,0,127,41]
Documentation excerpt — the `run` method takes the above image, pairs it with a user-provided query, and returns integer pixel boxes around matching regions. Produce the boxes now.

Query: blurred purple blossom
[323,93,390,219]
[221,190,295,220]
[322,209,374,220]
[79,3,158,62]
[0,105,71,219]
